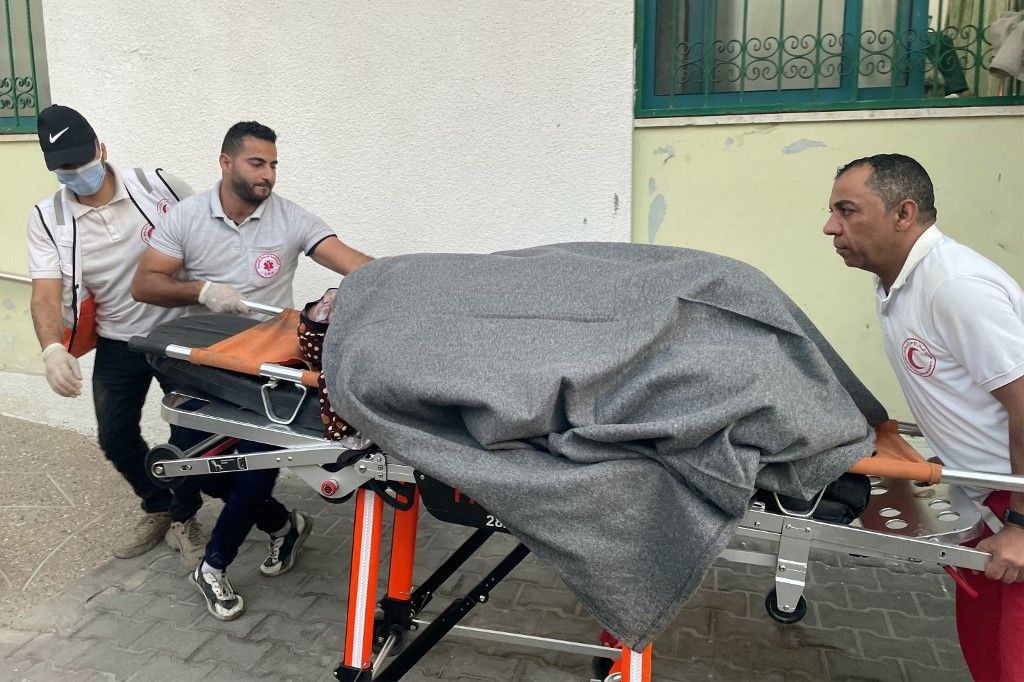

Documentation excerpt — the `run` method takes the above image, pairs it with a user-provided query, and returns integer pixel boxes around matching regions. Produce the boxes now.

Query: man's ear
[894,199,919,231]
[99,142,107,162]
[218,153,231,174]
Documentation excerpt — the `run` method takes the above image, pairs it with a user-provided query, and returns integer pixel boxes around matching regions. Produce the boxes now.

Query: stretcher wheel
[372,612,405,657]
[764,589,807,624]
[591,656,614,681]
[145,444,185,489]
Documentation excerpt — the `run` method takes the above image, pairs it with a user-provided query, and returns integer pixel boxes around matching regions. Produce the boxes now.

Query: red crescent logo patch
[902,337,936,377]
[140,224,155,245]
[255,253,282,279]
[157,199,171,216]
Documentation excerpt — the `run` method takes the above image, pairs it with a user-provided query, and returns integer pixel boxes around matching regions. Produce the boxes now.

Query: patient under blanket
[320,242,885,650]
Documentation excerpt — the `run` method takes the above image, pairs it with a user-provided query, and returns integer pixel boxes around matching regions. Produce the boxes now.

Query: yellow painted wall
[633,115,1024,421]
[0,137,58,373]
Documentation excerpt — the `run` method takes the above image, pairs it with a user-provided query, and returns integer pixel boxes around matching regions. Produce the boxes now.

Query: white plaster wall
[7,1,634,437]
[39,0,634,307]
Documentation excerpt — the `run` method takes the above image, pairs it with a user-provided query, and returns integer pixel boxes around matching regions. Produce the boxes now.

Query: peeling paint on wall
[648,194,667,244]
[782,139,827,154]
[724,137,735,148]
[653,146,676,163]
[648,177,656,193]
[613,193,620,214]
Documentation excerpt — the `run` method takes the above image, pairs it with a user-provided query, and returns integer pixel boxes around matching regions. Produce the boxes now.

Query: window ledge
[0,134,39,142]
[634,105,1024,128]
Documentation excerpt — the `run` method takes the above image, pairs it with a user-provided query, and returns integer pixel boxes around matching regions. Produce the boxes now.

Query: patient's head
[306,288,338,323]
[823,154,936,292]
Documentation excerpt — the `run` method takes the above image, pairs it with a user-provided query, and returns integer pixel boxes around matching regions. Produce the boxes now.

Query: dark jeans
[93,336,204,522]
[200,452,290,570]
[170,430,290,570]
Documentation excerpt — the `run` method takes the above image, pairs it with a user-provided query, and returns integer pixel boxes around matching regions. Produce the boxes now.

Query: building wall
[36,0,635,307]
[634,113,1024,420]
[1,1,635,435]
[0,137,57,372]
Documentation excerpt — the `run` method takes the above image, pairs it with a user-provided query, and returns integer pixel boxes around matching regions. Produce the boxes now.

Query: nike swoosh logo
[48,127,70,143]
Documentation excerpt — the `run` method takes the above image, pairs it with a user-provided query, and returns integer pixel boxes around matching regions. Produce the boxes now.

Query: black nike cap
[37,105,98,171]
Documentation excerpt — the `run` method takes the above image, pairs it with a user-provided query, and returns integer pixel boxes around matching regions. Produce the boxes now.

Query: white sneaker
[190,565,245,621]
[259,511,313,577]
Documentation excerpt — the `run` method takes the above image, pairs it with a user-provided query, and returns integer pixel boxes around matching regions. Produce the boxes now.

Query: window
[1,0,48,133]
[636,0,1024,117]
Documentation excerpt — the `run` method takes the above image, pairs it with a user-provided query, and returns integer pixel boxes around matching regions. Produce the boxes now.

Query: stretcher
[129,304,1024,682]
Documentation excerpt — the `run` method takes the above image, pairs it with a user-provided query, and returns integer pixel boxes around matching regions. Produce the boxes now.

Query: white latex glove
[198,282,248,314]
[42,342,83,397]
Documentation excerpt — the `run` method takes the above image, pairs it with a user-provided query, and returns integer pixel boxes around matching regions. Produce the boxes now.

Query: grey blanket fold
[322,242,881,649]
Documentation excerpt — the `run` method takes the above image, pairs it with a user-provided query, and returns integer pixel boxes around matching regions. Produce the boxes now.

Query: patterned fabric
[297,303,350,440]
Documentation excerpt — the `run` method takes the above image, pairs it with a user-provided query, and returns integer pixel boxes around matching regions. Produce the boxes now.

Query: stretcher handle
[242,300,284,316]
[941,468,1024,494]
[848,458,942,484]
[849,457,1024,494]
[184,348,321,388]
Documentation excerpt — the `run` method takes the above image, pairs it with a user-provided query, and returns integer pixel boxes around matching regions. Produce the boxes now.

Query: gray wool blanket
[321,242,884,649]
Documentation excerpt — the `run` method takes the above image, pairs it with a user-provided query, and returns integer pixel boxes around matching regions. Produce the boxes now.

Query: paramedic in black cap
[26,104,208,567]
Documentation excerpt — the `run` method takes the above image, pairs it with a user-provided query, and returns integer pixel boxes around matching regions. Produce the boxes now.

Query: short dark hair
[221,121,277,157]
[835,153,937,224]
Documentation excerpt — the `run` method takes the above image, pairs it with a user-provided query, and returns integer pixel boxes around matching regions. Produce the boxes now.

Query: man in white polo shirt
[26,105,209,565]
[132,120,371,620]
[824,153,1024,681]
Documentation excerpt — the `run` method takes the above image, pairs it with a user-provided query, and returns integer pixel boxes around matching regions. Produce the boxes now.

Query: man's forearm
[29,299,64,350]
[131,272,205,308]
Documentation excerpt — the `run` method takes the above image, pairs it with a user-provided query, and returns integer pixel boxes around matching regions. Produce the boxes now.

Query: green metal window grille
[1,0,47,133]
[635,0,1024,117]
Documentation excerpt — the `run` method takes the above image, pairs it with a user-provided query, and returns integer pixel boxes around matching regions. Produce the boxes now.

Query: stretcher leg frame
[336,488,384,680]
[386,489,420,602]
[774,520,812,614]
[621,645,653,682]
[373,490,422,661]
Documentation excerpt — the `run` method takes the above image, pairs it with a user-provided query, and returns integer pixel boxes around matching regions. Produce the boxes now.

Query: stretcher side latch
[770,488,827,519]
[259,377,308,425]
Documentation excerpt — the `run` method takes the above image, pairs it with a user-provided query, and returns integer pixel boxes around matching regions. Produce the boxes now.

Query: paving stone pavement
[0,474,972,681]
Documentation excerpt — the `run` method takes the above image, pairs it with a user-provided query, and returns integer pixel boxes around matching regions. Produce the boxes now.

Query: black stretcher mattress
[128,314,325,432]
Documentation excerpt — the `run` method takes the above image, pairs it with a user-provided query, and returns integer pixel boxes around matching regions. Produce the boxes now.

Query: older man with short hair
[825,153,1024,681]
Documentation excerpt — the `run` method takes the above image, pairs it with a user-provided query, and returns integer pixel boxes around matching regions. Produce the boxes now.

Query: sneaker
[259,511,313,577]
[114,511,172,558]
[190,565,245,620]
[165,516,208,569]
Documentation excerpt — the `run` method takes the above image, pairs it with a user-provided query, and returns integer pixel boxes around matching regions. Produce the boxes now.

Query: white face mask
[55,157,106,196]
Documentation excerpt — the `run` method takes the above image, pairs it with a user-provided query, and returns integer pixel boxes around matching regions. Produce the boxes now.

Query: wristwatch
[1003,508,1024,529]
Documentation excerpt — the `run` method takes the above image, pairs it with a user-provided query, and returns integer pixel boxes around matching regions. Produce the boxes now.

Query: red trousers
[957,491,1024,682]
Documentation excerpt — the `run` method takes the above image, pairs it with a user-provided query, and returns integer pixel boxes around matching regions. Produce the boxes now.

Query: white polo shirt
[150,183,335,313]
[26,165,194,341]
[876,226,1024,493]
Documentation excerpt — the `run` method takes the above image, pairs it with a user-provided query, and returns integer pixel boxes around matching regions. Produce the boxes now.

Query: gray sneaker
[114,511,172,558]
[191,565,245,620]
[259,511,312,577]
[165,516,208,569]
